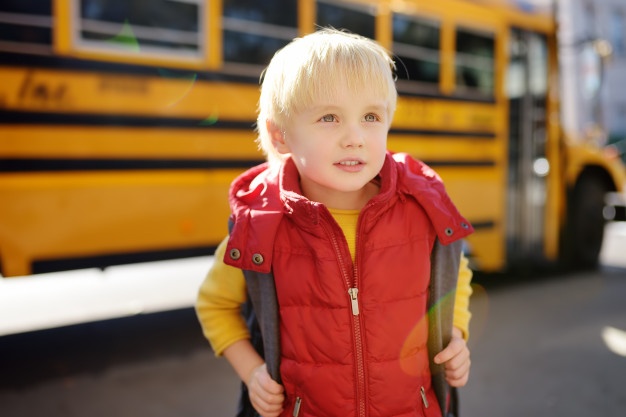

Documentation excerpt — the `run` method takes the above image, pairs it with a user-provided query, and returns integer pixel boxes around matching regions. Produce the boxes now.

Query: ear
[267,120,290,154]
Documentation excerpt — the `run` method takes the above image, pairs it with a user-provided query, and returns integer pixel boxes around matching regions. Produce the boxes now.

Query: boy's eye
[364,113,379,122]
[321,114,336,122]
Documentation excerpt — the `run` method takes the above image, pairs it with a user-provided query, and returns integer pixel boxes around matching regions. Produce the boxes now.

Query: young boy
[196,28,473,417]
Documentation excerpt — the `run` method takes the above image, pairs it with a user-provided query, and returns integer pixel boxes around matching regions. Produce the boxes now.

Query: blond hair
[256,28,397,165]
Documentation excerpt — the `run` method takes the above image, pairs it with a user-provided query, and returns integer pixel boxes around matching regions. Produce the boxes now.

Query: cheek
[374,151,386,173]
[370,130,388,151]
[371,132,388,165]
[297,138,332,160]
[289,141,324,171]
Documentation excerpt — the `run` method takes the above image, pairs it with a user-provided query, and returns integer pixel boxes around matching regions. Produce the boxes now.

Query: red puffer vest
[225,152,472,417]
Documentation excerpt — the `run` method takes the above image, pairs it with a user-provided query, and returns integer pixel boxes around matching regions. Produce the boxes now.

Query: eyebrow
[309,101,388,112]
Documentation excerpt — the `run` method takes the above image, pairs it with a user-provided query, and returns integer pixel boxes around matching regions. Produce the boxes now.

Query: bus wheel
[563,175,608,269]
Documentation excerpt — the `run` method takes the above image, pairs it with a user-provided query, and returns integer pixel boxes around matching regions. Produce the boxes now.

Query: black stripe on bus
[32,245,218,275]
[0,110,255,129]
[0,158,263,172]
[466,220,495,230]
[0,157,494,172]
[423,160,496,168]
[390,128,496,139]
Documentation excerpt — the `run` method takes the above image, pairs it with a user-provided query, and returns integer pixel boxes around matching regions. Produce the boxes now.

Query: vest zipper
[351,273,366,417]
[353,218,366,417]
[420,386,429,408]
[348,287,359,315]
[292,396,302,417]
[321,212,366,417]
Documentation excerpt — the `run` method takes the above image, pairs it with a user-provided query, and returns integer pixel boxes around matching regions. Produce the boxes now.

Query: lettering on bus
[18,71,68,107]
[98,76,149,95]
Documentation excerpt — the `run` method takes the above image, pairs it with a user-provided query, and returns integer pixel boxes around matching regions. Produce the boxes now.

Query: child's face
[273,86,390,209]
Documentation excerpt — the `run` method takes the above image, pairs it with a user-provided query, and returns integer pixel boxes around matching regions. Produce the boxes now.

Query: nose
[341,123,365,148]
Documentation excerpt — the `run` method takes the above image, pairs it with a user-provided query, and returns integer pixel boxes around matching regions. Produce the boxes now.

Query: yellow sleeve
[452,253,473,341]
[195,236,250,356]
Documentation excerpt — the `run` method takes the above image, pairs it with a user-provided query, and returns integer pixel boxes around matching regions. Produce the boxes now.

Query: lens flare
[399,312,430,376]
[200,113,219,125]
[106,19,140,52]
[157,69,199,107]
[400,290,456,376]
[399,283,490,376]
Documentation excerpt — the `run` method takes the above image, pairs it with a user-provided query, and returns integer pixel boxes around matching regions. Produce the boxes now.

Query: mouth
[335,159,365,172]
[338,160,361,167]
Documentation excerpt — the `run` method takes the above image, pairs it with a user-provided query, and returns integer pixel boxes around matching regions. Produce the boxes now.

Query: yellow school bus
[1,0,624,280]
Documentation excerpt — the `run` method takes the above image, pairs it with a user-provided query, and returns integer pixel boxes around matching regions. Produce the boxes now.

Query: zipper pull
[348,288,359,315]
[420,386,429,408]
[293,396,302,417]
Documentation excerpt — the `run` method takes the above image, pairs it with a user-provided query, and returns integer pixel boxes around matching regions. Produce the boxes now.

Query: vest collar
[224,152,473,272]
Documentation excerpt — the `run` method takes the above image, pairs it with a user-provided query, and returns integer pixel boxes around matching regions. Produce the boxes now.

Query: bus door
[506,28,549,263]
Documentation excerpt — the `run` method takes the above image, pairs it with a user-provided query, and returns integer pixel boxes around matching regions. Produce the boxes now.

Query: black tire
[562,175,608,269]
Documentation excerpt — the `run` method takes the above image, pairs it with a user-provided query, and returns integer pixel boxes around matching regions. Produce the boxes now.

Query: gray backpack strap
[228,220,282,417]
[242,268,281,382]
[227,219,282,381]
[235,269,281,417]
[428,238,463,417]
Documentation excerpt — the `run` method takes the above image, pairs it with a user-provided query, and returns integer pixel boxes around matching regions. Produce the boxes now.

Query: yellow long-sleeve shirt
[196,208,473,356]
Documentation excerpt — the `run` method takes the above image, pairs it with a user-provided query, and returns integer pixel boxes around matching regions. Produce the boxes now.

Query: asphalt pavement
[462,266,626,416]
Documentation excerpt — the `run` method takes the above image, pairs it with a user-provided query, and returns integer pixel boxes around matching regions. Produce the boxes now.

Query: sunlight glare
[602,326,626,357]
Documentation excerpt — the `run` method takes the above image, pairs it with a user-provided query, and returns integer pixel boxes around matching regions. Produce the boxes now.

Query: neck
[302,180,380,210]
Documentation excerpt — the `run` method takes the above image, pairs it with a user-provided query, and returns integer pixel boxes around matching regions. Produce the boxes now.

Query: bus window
[316,0,376,39]
[0,1,53,54]
[455,27,495,97]
[392,13,440,92]
[222,0,298,67]
[76,0,202,58]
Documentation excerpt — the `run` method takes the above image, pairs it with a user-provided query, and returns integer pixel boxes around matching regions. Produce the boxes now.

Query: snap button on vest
[445,227,454,236]
[229,248,241,260]
[252,253,264,265]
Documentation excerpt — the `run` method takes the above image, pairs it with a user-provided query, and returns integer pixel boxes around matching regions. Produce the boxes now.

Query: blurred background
[0,0,625,416]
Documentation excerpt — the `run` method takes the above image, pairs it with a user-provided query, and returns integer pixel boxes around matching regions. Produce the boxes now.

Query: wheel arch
[560,164,616,269]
